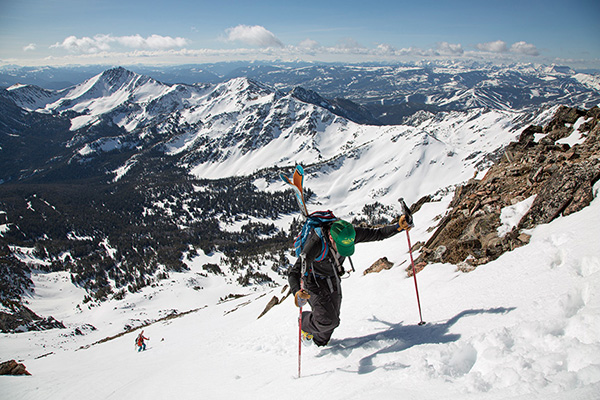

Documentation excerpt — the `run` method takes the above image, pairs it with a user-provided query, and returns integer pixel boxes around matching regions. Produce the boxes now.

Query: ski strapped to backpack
[280,165,309,218]
[294,210,338,261]
[281,164,311,378]
[280,166,355,275]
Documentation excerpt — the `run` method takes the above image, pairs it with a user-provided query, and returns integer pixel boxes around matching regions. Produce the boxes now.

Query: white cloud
[436,42,464,56]
[117,34,188,49]
[375,43,396,55]
[225,25,283,48]
[51,36,103,53]
[299,38,320,50]
[27,35,548,66]
[23,43,37,52]
[476,40,508,53]
[395,47,432,57]
[510,41,540,56]
[51,34,188,53]
[335,37,365,50]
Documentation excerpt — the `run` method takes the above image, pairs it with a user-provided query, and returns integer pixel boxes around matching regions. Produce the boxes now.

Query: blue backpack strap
[313,227,328,262]
[294,210,338,260]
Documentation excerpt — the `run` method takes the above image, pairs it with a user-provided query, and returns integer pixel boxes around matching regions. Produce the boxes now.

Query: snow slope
[2,181,599,400]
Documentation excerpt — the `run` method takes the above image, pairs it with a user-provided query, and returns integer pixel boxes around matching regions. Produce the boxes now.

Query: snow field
[1,183,599,400]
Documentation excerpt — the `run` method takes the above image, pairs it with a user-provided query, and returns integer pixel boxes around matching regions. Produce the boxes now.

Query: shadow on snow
[317,307,516,374]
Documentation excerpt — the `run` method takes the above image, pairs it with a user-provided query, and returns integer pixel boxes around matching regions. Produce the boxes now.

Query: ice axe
[399,198,426,326]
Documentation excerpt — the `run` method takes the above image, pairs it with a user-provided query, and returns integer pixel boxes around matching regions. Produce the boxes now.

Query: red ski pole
[399,198,425,326]
[406,229,425,325]
[298,300,302,378]
[297,263,306,378]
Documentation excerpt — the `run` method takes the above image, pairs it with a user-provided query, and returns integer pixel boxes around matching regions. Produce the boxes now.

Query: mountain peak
[6,83,30,91]
[93,66,144,89]
[100,66,135,79]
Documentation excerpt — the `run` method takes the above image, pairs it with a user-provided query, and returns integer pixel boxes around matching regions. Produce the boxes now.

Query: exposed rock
[0,360,31,376]
[257,285,291,319]
[257,296,280,319]
[407,261,427,277]
[520,160,600,228]
[416,106,600,270]
[363,257,394,275]
[517,233,532,244]
[409,195,433,214]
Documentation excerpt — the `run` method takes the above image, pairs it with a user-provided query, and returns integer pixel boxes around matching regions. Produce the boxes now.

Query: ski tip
[280,173,292,184]
[295,164,304,174]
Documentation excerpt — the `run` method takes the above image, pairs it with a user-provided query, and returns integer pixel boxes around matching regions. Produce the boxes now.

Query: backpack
[294,210,339,261]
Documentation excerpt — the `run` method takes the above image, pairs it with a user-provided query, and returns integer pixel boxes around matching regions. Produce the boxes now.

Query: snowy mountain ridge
[3,67,540,187]
[218,61,600,116]
[1,65,600,399]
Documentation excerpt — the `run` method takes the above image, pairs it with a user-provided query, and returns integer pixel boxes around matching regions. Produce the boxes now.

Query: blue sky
[1,0,599,68]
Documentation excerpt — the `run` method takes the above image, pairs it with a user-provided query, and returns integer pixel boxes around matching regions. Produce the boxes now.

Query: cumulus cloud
[298,38,320,50]
[225,25,283,48]
[118,34,188,49]
[510,41,540,56]
[51,34,188,53]
[436,42,464,55]
[375,43,396,54]
[39,32,543,66]
[23,43,37,52]
[476,40,508,53]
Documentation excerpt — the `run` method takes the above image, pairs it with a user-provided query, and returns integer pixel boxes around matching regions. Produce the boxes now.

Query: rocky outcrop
[416,106,600,269]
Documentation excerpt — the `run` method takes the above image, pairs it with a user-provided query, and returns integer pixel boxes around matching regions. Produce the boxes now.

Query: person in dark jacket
[288,216,411,346]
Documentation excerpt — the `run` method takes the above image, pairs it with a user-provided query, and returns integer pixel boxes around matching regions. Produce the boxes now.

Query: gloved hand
[294,289,311,307]
[396,215,412,232]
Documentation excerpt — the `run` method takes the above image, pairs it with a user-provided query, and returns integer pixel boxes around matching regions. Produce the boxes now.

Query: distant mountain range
[0,63,598,308]
[2,65,560,184]
[2,62,599,124]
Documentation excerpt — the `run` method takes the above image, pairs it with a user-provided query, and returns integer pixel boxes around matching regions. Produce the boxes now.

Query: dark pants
[302,275,342,346]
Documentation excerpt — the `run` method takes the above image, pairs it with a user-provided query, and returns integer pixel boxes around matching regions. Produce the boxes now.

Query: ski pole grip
[398,198,414,227]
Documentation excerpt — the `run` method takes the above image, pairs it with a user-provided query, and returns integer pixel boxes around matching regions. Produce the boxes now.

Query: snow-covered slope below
[1,182,598,400]
[2,66,599,399]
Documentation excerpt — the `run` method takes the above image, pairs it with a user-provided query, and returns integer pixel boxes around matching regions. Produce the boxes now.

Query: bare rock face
[520,159,600,228]
[0,360,31,376]
[416,106,600,269]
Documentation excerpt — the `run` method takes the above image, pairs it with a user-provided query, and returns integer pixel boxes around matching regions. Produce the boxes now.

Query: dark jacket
[288,223,399,295]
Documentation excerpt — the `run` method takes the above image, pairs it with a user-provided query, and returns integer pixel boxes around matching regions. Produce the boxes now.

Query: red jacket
[136,334,148,346]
